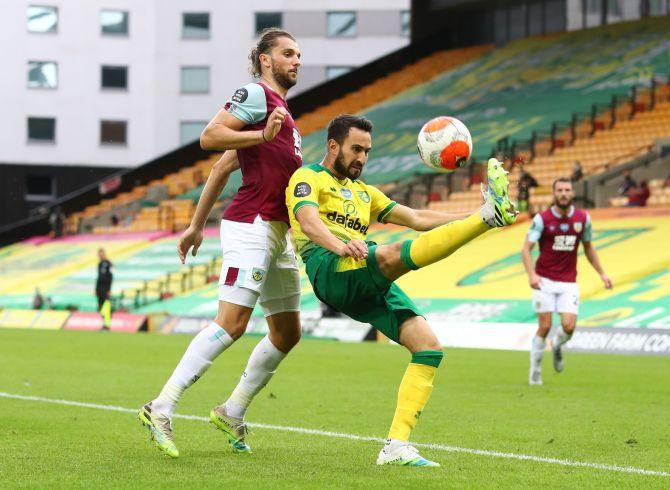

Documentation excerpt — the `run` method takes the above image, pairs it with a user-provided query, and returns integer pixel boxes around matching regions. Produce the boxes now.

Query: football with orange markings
[417,116,472,172]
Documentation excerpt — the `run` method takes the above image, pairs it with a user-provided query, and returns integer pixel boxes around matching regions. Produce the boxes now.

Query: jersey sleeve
[226,83,267,125]
[368,185,397,223]
[582,213,593,243]
[286,168,322,219]
[527,213,544,242]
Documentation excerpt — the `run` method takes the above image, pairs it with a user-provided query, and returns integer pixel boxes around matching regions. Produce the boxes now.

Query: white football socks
[224,335,286,419]
[554,327,573,349]
[152,322,234,417]
[530,335,546,370]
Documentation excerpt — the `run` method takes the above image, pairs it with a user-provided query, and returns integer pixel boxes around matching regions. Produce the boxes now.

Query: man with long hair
[139,28,303,458]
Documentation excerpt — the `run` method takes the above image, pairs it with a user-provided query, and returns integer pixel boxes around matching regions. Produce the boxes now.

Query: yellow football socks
[387,350,443,441]
[400,212,489,270]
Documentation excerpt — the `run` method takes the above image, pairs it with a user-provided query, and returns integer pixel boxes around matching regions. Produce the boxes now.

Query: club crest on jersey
[358,191,370,203]
[294,182,311,197]
[574,222,583,233]
[251,268,265,283]
[559,223,570,232]
[232,87,248,103]
[340,188,352,198]
[343,200,357,215]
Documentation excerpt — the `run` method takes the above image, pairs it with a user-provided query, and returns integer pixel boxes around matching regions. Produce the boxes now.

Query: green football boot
[137,403,179,458]
[210,405,252,454]
[482,157,518,227]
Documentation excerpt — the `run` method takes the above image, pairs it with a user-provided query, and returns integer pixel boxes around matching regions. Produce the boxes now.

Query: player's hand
[601,274,613,289]
[178,226,203,264]
[262,107,287,142]
[341,239,369,260]
[529,272,542,290]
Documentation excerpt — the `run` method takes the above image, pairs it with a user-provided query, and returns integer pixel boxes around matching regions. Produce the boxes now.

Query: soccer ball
[417,116,473,172]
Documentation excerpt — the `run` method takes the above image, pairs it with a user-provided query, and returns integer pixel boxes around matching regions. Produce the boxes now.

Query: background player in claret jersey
[138,28,303,458]
[286,115,517,467]
[522,178,612,386]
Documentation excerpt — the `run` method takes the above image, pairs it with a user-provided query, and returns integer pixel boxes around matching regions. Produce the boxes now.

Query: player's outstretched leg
[137,320,236,457]
[398,158,516,273]
[377,318,442,467]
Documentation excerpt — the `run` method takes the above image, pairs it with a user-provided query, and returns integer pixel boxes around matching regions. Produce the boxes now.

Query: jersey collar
[551,205,574,219]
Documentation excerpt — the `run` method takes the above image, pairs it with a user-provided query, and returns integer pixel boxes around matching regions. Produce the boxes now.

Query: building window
[400,11,411,36]
[27,117,56,142]
[181,67,210,93]
[28,61,58,89]
[327,12,357,37]
[180,121,207,145]
[255,12,282,34]
[25,174,55,201]
[101,10,129,35]
[100,120,127,145]
[326,66,354,80]
[101,66,128,89]
[27,5,58,33]
[183,13,210,39]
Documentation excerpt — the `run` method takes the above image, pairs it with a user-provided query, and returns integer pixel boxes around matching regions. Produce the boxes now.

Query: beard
[555,197,573,210]
[334,152,362,180]
[271,62,297,90]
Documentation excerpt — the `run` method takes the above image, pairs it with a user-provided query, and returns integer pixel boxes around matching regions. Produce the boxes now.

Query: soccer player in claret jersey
[138,28,303,457]
[522,178,612,386]
[286,115,517,467]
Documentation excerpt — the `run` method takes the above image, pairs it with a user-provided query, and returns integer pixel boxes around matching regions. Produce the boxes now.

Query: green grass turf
[0,329,668,488]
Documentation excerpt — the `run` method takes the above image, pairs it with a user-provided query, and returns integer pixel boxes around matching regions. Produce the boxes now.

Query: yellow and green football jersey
[286,163,396,260]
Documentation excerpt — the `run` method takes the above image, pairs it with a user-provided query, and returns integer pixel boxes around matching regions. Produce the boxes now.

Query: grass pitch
[0,329,668,488]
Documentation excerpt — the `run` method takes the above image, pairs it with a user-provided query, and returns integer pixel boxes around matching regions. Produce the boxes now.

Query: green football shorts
[305,243,422,343]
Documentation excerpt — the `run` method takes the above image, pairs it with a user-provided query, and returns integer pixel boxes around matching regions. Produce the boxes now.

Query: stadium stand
[51,16,670,233]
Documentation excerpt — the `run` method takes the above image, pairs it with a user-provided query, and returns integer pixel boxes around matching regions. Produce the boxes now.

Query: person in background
[627,179,650,207]
[570,161,583,183]
[618,170,637,195]
[96,248,113,330]
[32,288,44,310]
[49,206,65,238]
[517,170,539,214]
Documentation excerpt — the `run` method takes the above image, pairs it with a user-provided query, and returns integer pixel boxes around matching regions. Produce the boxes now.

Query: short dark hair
[249,28,296,77]
[552,177,572,190]
[327,114,373,145]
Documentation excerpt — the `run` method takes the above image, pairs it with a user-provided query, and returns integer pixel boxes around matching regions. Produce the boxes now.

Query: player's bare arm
[385,203,471,231]
[200,106,286,151]
[178,151,240,263]
[583,241,613,289]
[295,205,368,260]
[521,238,541,289]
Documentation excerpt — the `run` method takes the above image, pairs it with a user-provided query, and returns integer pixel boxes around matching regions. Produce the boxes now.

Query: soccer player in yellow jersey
[286,114,517,467]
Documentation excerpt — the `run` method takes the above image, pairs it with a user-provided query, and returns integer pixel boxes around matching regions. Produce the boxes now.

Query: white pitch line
[1,391,667,478]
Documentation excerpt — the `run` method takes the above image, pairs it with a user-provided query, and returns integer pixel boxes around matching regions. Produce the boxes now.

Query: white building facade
[0,0,410,169]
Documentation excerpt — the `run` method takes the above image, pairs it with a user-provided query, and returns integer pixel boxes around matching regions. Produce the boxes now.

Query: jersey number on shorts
[293,128,302,158]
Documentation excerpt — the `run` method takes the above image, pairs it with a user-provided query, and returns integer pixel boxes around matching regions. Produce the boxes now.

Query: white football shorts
[218,215,301,317]
[532,276,579,315]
